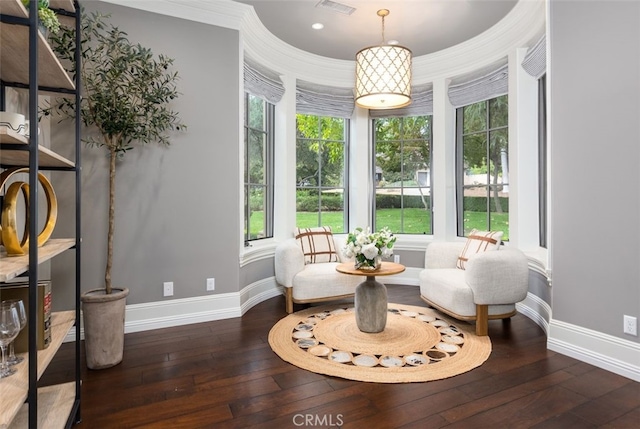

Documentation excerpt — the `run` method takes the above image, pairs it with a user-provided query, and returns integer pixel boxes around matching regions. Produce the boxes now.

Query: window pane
[374,115,432,234]
[489,185,509,241]
[375,117,401,140]
[402,116,431,140]
[296,114,348,231]
[489,95,508,128]
[457,96,509,239]
[320,141,344,187]
[296,139,319,187]
[296,189,320,227]
[247,186,266,240]
[244,93,274,243]
[462,185,489,235]
[248,130,265,183]
[488,128,508,186]
[463,133,487,176]
[463,101,486,134]
[248,95,265,130]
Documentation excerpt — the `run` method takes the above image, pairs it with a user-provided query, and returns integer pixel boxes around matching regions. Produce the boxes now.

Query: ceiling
[235,0,518,61]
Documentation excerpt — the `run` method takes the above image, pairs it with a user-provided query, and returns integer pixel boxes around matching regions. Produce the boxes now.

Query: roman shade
[522,35,546,79]
[448,63,508,108]
[243,58,285,104]
[296,80,355,118]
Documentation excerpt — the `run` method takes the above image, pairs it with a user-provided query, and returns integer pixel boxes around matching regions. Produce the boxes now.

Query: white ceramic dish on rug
[292,330,313,339]
[380,355,404,368]
[436,342,460,353]
[405,354,428,366]
[296,338,318,349]
[328,350,352,363]
[309,345,332,357]
[353,354,379,367]
[295,323,314,331]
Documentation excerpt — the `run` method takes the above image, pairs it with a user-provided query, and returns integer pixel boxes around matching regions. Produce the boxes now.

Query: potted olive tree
[47,12,185,369]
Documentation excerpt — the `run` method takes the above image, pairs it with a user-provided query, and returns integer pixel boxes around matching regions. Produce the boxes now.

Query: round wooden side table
[336,261,405,333]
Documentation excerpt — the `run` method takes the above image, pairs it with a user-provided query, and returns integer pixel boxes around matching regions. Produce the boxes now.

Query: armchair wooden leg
[476,304,488,336]
[285,288,294,314]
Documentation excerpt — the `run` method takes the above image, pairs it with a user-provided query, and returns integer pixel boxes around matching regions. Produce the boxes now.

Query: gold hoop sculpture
[0,167,58,256]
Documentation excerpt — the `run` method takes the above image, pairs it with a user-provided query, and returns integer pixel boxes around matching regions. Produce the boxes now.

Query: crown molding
[100,0,545,88]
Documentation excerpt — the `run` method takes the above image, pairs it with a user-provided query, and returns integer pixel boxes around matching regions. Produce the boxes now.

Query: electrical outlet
[394,254,400,263]
[206,278,215,291]
[623,315,637,336]
[163,281,174,297]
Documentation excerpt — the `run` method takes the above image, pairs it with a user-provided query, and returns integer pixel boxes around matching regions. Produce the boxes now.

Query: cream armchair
[419,242,529,336]
[275,237,361,313]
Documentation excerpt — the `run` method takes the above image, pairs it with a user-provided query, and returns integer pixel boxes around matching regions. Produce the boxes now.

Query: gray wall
[52,2,240,308]
[550,1,640,342]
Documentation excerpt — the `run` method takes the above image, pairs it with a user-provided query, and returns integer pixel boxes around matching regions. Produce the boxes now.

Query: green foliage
[461,96,508,172]
[296,114,345,188]
[374,116,431,181]
[463,196,509,213]
[22,0,60,33]
[43,11,186,293]
[462,211,510,240]
[295,191,343,211]
[45,11,186,155]
[38,7,60,33]
[375,194,429,209]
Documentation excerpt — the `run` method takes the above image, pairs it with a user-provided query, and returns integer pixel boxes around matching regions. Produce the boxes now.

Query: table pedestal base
[354,276,387,333]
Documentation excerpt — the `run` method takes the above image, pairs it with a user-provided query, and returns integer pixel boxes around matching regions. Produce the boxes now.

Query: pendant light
[355,9,412,109]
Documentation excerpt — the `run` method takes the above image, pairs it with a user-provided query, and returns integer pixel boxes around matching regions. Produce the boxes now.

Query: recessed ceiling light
[312,23,324,30]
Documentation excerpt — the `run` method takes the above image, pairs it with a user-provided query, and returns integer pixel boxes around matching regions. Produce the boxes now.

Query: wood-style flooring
[42,284,640,428]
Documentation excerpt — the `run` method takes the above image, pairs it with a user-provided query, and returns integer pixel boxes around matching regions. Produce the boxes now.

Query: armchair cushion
[275,236,360,313]
[420,241,529,335]
[294,226,339,264]
[456,229,503,270]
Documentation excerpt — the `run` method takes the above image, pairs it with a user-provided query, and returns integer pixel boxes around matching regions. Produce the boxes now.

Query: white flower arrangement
[343,227,396,270]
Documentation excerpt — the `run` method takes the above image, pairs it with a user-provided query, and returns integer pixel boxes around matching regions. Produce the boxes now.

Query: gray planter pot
[81,287,129,370]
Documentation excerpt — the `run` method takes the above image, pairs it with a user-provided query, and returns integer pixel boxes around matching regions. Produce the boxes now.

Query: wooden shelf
[0,128,75,168]
[0,1,75,91]
[0,2,80,427]
[0,311,75,429]
[49,0,75,13]
[6,383,76,429]
[0,239,75,282]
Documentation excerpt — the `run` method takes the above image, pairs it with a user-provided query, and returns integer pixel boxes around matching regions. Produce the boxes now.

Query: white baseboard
[64,271,640,384]
[516,292,551,335]
[65,278,280,342]
[548,319,640,382]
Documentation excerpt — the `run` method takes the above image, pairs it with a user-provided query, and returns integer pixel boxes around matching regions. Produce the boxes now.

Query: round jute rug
[268,302,491,383]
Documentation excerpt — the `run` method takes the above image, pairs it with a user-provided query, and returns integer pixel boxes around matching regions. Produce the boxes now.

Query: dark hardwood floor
[42,284,640,428]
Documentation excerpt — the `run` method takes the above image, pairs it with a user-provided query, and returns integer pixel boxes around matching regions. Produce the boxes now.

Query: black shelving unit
[0,0,81,427]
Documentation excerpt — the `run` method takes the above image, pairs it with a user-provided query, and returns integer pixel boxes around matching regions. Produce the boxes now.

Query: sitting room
[0,0,638,427]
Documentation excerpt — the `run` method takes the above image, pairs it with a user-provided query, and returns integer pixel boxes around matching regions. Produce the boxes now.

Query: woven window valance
[522,35,546,79]
[296,80,355,118]
[448,63,508,107]
[243,58,285,104]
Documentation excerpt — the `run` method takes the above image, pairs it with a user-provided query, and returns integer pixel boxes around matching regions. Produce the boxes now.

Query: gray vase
[81,287,129,369]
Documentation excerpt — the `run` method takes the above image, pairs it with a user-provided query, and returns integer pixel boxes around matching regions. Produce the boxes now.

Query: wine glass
[0,303,21,378]
[4,299,27,365]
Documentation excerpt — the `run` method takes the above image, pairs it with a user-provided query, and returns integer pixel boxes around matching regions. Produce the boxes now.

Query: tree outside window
[295,114,348,232]
[456,95,509,239]
[244,93,274,243]
[374,116,433,234]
